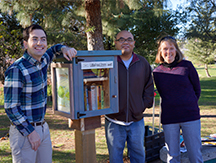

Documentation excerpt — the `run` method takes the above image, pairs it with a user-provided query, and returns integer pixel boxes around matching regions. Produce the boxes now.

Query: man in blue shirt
[4,24,77,163]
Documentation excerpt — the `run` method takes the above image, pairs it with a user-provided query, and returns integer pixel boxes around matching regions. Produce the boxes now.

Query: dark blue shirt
[153,60,201,124]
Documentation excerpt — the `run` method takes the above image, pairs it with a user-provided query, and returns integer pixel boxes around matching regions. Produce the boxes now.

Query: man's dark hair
[23,24,47,41]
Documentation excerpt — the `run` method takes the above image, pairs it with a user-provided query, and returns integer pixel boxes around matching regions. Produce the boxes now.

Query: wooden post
[68,116,101,163]
[75,129,96,163]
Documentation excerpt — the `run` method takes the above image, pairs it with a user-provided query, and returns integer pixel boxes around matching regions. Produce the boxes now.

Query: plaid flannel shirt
[4,44,63,136]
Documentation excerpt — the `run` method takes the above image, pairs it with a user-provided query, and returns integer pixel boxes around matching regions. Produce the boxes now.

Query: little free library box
[51,50,121,120]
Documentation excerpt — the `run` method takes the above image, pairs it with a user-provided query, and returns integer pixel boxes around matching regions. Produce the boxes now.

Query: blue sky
[166,0,187,10]
[165,0,189,38]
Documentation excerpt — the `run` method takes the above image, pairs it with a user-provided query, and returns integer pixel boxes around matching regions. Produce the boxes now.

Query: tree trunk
[204,63,211,77]
[85,0,104,50]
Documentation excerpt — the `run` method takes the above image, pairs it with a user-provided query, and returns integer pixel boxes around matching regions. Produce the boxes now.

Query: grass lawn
[0,64,216,162]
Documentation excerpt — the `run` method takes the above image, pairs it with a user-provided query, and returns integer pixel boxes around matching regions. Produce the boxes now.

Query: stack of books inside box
[84,84,104,111]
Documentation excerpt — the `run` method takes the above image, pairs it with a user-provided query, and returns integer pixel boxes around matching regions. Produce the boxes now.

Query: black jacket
[106,53,154,122]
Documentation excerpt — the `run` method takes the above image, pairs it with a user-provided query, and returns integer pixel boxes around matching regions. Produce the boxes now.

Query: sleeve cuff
[18,124,35,136]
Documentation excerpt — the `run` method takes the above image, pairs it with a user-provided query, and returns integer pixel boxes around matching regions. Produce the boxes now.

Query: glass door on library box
[51,50,121,119]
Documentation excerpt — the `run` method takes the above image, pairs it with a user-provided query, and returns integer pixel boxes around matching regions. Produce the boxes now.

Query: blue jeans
[105,118,145,163]
[163,120,203,163]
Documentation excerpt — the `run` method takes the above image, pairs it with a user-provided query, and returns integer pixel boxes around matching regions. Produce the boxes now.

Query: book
[97,85,101,109]
[100,85,104,109]
[90,85,97,110]
[84,85,90,111]
[84,84,105,111]
[87,86,92,111]
[83,69,97,78]
[84,85,87,111]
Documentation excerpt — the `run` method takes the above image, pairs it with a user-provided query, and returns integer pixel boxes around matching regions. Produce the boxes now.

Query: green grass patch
[0,87,4,106]
[199,76,216,106]
[0,140,11,163]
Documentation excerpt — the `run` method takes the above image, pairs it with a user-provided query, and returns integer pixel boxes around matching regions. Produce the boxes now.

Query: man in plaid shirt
[4,24,77,163]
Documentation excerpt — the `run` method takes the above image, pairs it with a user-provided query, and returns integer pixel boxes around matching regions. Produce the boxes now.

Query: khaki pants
[9,122,52,163]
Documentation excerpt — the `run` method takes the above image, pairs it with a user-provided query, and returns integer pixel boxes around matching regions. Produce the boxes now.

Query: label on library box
[81,61,113,70]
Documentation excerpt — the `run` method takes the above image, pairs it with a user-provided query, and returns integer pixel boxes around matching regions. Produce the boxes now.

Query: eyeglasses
[160,36,176,42]
[115,37,134,43]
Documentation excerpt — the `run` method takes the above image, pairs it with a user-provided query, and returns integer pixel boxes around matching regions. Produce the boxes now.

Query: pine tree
[0,0,177,59]
[0,12,23,84]
[0,0,87,49]
[186,0,216,43]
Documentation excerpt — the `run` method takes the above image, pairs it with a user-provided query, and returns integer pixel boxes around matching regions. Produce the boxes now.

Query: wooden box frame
[51,50,121,120]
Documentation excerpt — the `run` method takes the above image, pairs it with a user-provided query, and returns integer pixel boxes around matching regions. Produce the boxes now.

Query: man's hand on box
[62,46,77,61]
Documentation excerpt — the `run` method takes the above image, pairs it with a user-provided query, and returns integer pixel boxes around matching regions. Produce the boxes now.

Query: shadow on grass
[0,143,12,163]
[52,149,76,163]
[201,115,216,118]
[143,113,160,117]
[52,150,109,163]
[46,118,73,131]
[96,154,109,163]
[0,148,110,163]
[0,114,10,138]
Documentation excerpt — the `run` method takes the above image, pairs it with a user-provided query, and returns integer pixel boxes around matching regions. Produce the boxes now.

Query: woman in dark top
[153,36,203,163]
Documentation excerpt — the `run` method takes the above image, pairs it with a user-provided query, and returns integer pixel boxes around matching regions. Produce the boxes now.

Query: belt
[31,121,45,126]
[11,120,45,126]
